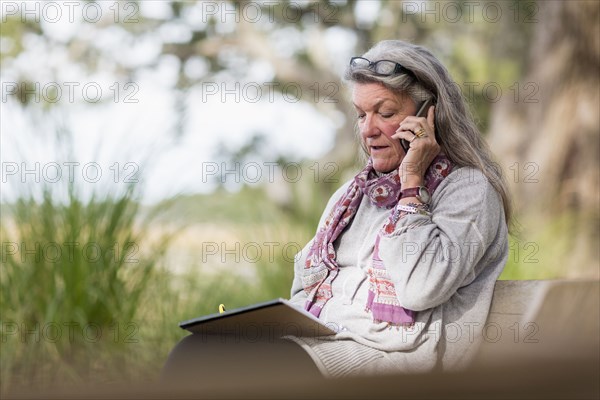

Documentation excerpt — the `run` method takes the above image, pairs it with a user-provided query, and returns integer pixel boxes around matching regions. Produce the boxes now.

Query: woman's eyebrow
[352,98,396,110]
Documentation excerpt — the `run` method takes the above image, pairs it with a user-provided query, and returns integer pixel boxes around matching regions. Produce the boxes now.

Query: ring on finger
[415,128,426,137]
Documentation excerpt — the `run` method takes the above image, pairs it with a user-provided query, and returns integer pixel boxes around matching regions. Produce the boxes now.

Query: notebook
[179,298,337,338]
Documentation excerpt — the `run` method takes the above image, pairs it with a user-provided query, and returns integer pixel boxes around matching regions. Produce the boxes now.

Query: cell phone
[400,98,434,153]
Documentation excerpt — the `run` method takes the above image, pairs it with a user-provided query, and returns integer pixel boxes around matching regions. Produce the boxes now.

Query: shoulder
[434,166,499,203]
[433,165,506,233]
[441,165,489,186]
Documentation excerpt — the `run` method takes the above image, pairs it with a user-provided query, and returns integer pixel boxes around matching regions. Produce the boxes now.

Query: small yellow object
[218,304,226,314]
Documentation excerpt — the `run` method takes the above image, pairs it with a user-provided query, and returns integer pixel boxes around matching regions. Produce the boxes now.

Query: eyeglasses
[349,57,414,77]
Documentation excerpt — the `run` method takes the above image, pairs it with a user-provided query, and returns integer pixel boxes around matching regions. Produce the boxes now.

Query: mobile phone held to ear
[400,98,434,153]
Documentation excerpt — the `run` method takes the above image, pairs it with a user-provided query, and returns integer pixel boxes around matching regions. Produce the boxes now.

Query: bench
[9,279,599,399]
[134,279,600,398]
[474,279,600,365]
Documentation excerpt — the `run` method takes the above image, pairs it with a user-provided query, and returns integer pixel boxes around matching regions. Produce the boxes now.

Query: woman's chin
[372,158,401,174]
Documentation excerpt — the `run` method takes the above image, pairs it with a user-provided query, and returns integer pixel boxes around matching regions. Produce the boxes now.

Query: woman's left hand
[392,105,440,186]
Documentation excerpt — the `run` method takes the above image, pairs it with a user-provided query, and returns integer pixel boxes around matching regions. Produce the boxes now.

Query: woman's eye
[380,113,394,118]
[356,114,365,120]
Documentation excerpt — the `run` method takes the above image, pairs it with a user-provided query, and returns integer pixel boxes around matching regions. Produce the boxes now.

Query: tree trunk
[487,0,599,277]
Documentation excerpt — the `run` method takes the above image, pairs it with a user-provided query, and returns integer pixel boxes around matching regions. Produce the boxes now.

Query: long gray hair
[344,40,512,226]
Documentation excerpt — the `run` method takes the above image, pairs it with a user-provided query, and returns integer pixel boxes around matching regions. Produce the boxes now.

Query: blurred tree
[5,1,598,273]
[487,0,599,276]
[1,0,533,166]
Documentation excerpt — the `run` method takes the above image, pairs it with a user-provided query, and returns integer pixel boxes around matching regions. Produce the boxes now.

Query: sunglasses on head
[349,57,415,77]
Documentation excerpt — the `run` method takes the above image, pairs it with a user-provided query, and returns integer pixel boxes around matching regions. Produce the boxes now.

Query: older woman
[286,39,511,377]
[163,40,510,383]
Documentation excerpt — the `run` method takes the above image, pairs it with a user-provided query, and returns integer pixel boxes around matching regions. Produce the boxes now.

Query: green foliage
[155,186,282,225]
[0,168,173,391]
[0,153,333,394]
[501,235,554,280]
[501,212,596,280]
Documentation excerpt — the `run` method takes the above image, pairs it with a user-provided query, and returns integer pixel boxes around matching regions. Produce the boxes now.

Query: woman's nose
[361,115,379,139]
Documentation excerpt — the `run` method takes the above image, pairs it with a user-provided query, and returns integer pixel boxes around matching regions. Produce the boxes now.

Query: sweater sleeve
[378,167,506,312]
[288,180,353,307]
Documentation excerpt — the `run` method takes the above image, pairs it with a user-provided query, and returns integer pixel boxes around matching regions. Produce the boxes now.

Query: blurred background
[1,0,598,394]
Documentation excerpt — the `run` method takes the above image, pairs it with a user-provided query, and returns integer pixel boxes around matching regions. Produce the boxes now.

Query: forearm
[378,167,504,311]
[378,215,484,311]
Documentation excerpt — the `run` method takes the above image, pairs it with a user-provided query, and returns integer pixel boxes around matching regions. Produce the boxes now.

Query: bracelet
[407,202,430,212]
[397,204,432,216]
[391,202,432,225]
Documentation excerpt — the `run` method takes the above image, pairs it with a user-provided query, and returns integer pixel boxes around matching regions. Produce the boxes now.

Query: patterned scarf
[302,155,453,326]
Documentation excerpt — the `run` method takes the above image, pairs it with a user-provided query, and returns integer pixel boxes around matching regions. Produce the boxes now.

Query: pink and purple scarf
[302,155,452,326]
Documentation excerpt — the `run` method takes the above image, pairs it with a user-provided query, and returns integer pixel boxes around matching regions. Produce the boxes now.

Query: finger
[396,123,420,135]
[393,126,408,138]
[427,105,435,129]
[392,129,416,141]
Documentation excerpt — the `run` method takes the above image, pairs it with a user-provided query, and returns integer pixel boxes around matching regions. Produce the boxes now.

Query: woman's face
[352,82,417,173]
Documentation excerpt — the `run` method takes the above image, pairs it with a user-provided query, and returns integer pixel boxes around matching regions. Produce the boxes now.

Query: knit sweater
[287,166,509,378]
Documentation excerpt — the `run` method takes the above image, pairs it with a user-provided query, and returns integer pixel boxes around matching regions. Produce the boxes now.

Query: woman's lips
[370,145,389,152]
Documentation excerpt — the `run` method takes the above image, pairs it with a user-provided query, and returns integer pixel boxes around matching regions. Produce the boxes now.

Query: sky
[1,75,341,203]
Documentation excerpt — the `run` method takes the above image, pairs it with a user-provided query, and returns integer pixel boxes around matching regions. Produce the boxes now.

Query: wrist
[400,174,424,188]
[400,185,431,205]
[391,201,431,224]
[397,203,431,216]
[399,196,420,205]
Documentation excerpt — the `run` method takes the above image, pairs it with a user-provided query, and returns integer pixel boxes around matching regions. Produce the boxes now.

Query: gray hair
[344,40,512,226]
